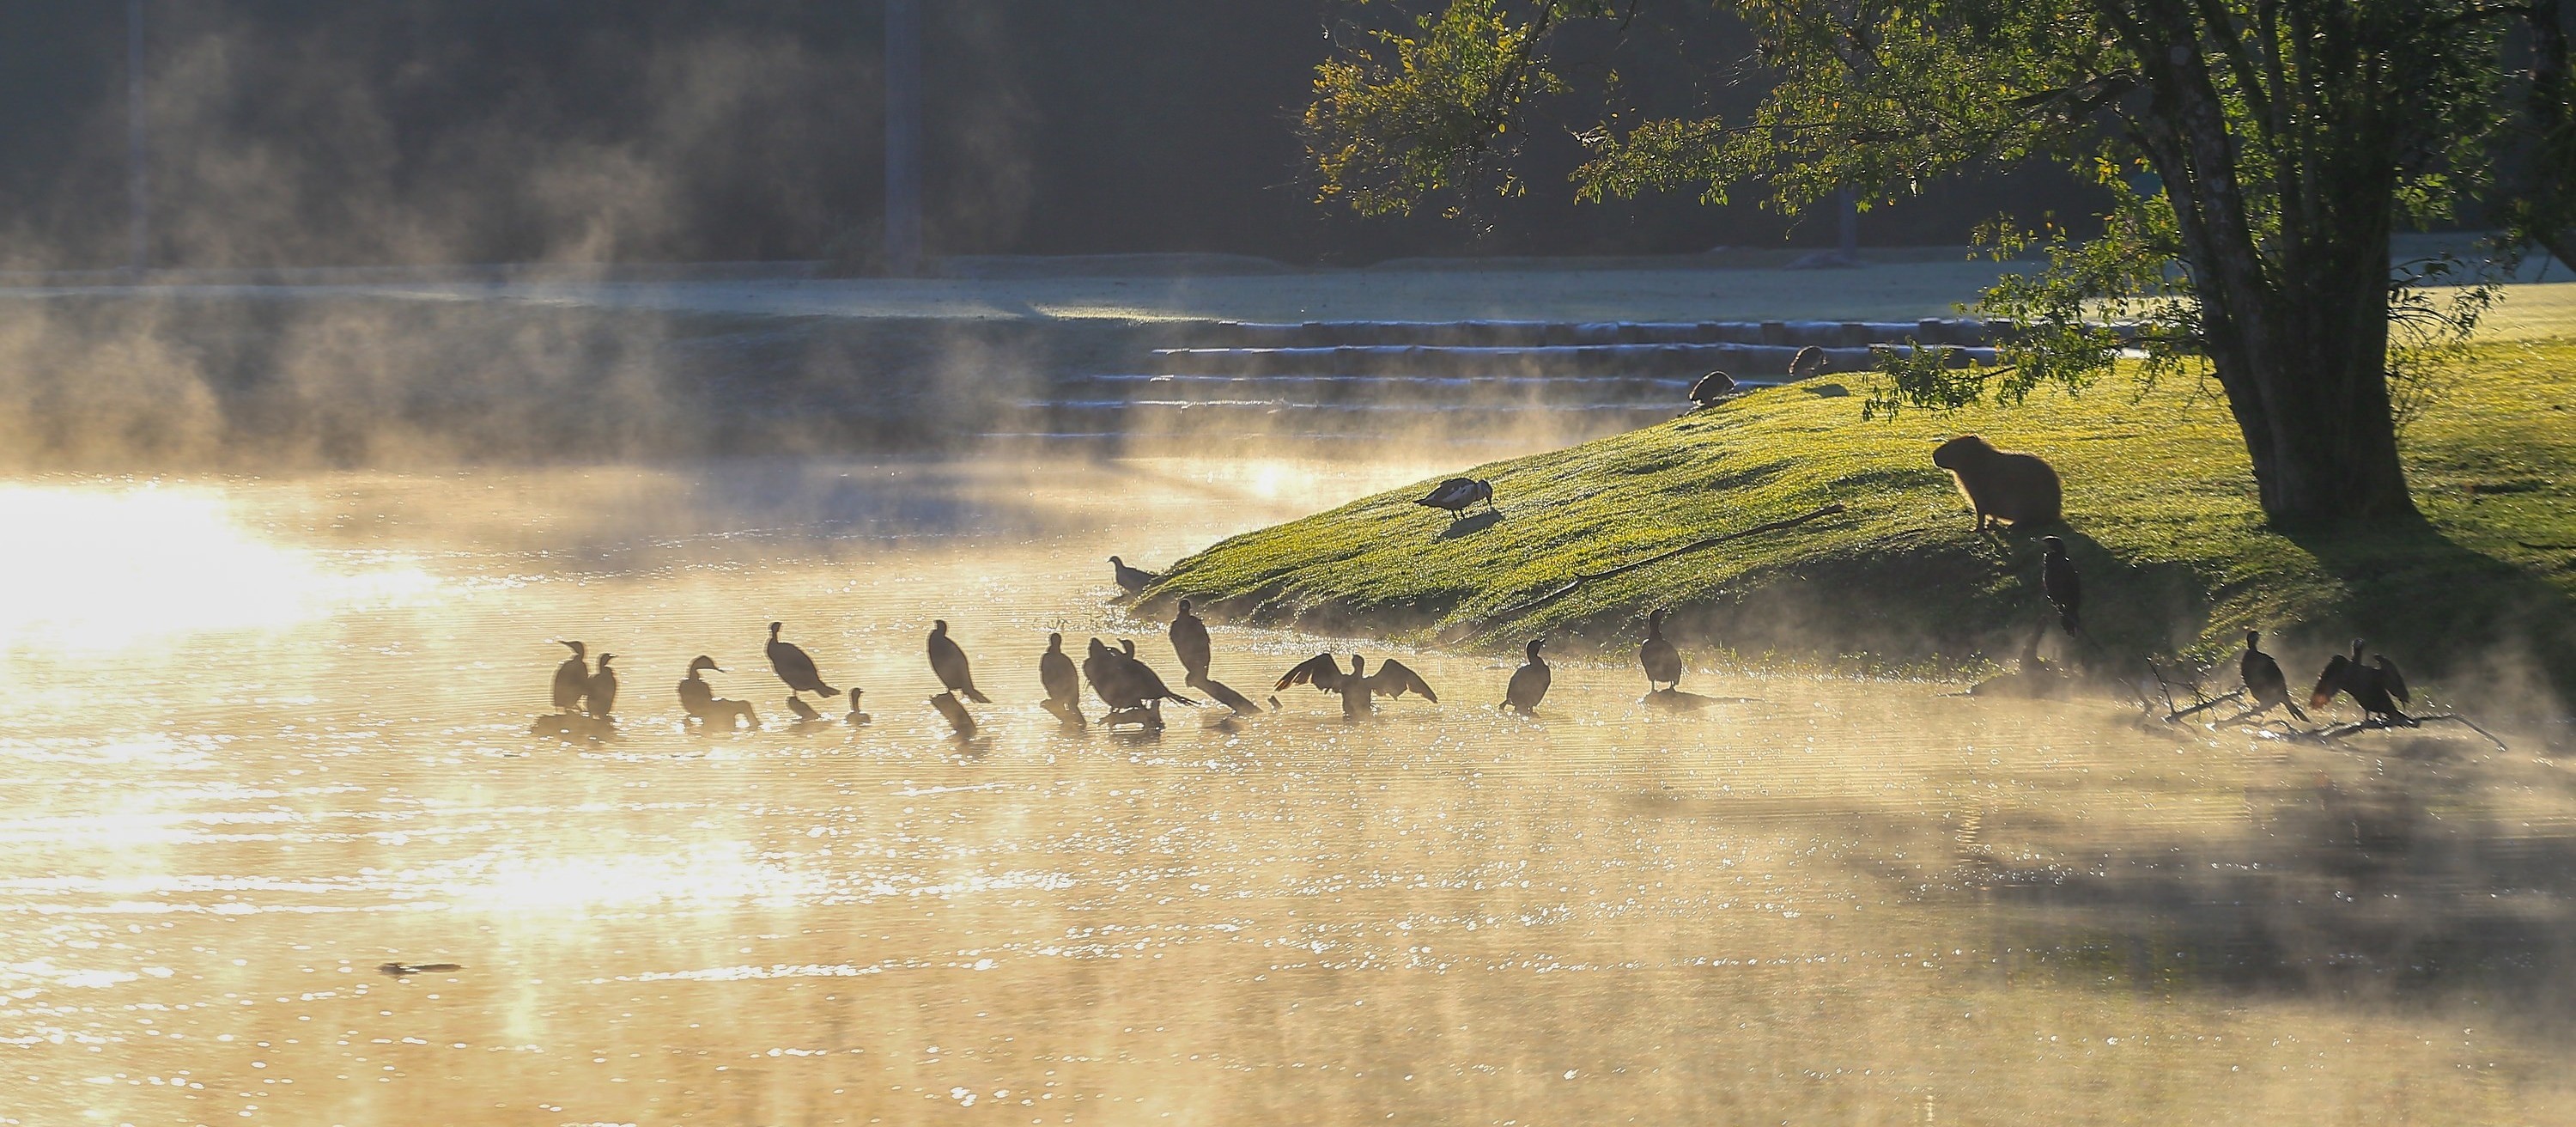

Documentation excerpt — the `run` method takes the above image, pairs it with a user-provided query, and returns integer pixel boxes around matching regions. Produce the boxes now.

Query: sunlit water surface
[3,454,2573,1125]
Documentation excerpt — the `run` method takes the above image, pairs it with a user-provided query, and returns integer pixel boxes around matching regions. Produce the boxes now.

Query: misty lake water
[3,451,2573,1125]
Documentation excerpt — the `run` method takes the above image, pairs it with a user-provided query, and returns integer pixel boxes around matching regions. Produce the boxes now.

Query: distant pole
[1836,186,1858,262]
[126,0,149,277]
[884,0,923,277]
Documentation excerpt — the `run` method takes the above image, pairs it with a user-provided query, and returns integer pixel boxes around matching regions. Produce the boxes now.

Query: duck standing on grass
[1414,478,1498,523]
[1504,637,1551,714]
[927,620,992,704]
[1639,609,1682,692]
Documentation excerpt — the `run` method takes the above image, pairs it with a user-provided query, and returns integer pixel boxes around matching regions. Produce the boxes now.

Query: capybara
[1930,435,2063,530]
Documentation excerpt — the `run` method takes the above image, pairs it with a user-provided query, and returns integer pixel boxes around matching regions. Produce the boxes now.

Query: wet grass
[1142,339,2576,708]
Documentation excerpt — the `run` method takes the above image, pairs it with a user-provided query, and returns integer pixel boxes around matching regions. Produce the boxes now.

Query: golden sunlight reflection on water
[2,454,2573,1125]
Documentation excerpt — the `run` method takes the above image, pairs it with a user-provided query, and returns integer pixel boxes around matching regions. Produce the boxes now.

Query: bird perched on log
[1039,633,1084,725]
[1685,371,1737,411]
[2239,631,2307,722]
[1639,609,1682,692]
[927,620,991,704]
[551,641,590,713]
[766,621,838,700]
[2310,640,2414,725]
[585,654,618,719]
[2040,536,2081,636]
[1109,556,1158,593]
[1275,653,1437,718]
[1170,599,1212,684]
[1414,478,1497,523]
[1504,637,1551,714]
[784,695,823,723]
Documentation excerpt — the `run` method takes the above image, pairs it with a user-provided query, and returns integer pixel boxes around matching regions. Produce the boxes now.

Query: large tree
[1305,0,2576,527]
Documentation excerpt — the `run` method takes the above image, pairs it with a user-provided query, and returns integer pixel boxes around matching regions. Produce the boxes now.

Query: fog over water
[3,450,2572,1124]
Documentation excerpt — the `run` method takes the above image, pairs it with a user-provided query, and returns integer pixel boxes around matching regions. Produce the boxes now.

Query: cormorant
[1040,633,1083,715]
[1276,653,1437,718]
[927,620,991,704]
[677,655,720,720]
[551,641,589,713]
[585,654,618,718]
[2308,640,2414,725]
[1414,478,1498,523]
[766,621,838,698]
[2239,631,2307,722]
[1504,637,1551,713]
[2040,535,2081,636]
[1639,609,1682,691]
[1109,556,1158,593]
[1170,598,1212,684]
[1110,641,1195,708]
[1686,371,1737,409]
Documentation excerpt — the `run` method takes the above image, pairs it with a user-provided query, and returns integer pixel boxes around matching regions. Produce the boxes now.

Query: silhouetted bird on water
[1040,633,1084,724]
[1112,638,1195,709]
[1686,371,1736,410]
[1639,609,1682,691]
[1276,653,1437,718]
[766,621,837,699]
[2239,631,2307,722]
[845,688,870,725]
[585,654,618,719]
[1414,478,1497,523]
[927,620,992,704]
[1084,637,1195,726]
[784,695,823,723]
[677,655,757,728]
[1504,637,1550,713]
[2040,535,2081,636]
[551,641,590,713]
[1170,599,1212,683]
[2310,639,2414,725]
[1109,556,1158,593]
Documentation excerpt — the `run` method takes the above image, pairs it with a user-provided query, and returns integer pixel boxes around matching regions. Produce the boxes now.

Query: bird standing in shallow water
[1109,556,1158,593]
[927,620,992,704]
[2040,536,2081,636]
[1039,633,1084,723]
[551,641,590,713]
[766,622,838,699]
[1170,599,1212,684]
[2239,631,2307,722]
[1276,653,1437,718]
[585,654,618,719]
[1639,609,1682,692]
[1504,637,1551,713]
[844,688,870,725]
[1414,478,1498,524]
[677,655,720,720]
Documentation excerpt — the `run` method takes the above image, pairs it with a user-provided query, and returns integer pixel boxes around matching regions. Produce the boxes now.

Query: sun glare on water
[0,484,437,652]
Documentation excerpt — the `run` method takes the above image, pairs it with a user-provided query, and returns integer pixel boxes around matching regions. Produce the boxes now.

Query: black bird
[927,620,992,704]
[1170,598,1212,684]
[2308,640,2414,725]
[1040,633,1084,717]
[551,641,590,713]
[1504,637,1551,714]
[1082,637,1123,708]
[1276,653,1437,718]
[766,622,838,698]
[2040,535,2081,636]
[1414,478,1497,523]
[1639,609,1682,691]
[1686,370,1737,409]
[1109,556,1158,593]
[585,654,618,719]
[1115,639,1197,707]
[845,688,870,725]
[677,655,721,721]
[1789,346,1827,380]
[784,695,823,723]
[2239,631,2307,722]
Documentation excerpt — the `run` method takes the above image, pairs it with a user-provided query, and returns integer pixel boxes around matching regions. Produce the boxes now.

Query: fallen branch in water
[1467,503,1849,629]
[2274,713,2511,752]
[2164,688,2245,723]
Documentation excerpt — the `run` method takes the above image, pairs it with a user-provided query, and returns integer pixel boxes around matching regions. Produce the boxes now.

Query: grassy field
[1139,325,2576,712]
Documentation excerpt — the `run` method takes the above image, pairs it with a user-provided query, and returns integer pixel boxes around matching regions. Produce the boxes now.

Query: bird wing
[1276,653,1344,691]
[1371,658,1437,703]
[2373,656,2410,704]
[1506,663,1547,708]
[1416,478,1473,508]
[2308,655,2350,710]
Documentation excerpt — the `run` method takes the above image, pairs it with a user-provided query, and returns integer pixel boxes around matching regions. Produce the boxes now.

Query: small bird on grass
[1414,478,1498,523]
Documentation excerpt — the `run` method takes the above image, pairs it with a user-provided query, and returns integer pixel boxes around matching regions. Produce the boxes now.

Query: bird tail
[816,682,839,698]
[2286,700,2309,723]
[963,687,992,704]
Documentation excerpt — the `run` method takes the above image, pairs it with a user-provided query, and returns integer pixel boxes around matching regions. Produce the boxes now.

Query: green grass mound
[1142,344,2576,709]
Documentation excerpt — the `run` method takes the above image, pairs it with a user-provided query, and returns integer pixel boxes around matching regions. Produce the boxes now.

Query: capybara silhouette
[1931,436,2063,531]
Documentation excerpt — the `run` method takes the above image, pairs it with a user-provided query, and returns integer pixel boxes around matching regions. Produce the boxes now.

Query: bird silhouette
[1276,653,1437,718]
[677,655,721,720]
[1686,371,1736,410]
[1639,609,1682,691]
[1170,598,1212,684]
[844,688,871,725]
[1414,478,1497,523]
[551,641,590,713]
[766,621,838,698]
[927,620,992,704]
[2308,639,2414,725]
[1109,556,1158,593]
[1111,640,1195,708]
[2239,631,2307,722]
[1039,633,1084,721]
[1504,637,1551,713]
[585,654,618,719]
[2040,536,2081,636]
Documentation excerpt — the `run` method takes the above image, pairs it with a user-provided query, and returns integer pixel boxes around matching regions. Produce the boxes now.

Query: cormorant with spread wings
[1275,653,1438,718]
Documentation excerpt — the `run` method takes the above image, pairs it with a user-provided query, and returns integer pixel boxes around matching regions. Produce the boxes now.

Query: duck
[1639,608,1682,691]
[1685,370,1737,410]
[1109,556,1158,593]
[2308,639,2415,725]
[2041,536,2081,636]
[585,654,618,719]
[551,641,590,713]
[927,620,992,704]
[2239,631,2306,722]
[766,621,838,699]
[1170,598,1212,684]
[1414,478,1497,523]
[844,688,871,725]
[1504,637,1551,713]
[1276,653,1437,718]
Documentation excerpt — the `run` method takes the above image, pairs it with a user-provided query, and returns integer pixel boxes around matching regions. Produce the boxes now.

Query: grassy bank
[1140,339,2576,709]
